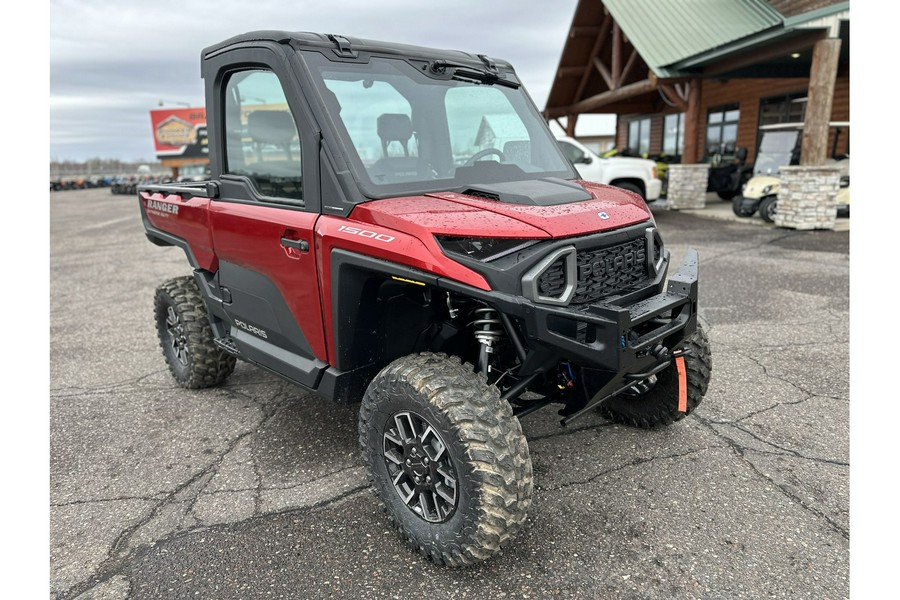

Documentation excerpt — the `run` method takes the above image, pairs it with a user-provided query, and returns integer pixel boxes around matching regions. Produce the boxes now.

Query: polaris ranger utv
[139,31,711,567]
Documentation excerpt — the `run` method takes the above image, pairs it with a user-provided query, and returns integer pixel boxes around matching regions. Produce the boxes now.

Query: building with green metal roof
[545,0,849,167]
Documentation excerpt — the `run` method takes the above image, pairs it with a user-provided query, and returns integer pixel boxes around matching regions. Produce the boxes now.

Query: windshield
[754,130,800,175]
[302,52,575,197]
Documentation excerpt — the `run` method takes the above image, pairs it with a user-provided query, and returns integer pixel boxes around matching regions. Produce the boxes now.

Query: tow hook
[624,345,691,380]
[627,344,691,413]
[560,345,692,426]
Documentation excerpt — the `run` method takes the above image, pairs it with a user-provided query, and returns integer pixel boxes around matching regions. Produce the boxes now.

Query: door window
[663,113,684,158]
[705,105,740,160]
[223,70,302,201]
[627,118,650,155]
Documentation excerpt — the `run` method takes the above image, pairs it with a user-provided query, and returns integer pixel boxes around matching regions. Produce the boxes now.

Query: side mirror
[578,155,593,165]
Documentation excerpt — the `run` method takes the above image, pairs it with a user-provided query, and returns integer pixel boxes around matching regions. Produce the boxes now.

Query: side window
[223,70,302,201]
[558,141,586,164]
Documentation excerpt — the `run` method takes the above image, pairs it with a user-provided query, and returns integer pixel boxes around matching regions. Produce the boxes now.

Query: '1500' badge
[598,212,610,220]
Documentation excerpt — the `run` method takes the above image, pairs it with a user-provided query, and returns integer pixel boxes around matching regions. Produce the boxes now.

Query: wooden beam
[568,78,657,114]
[618,48,639,87]
[702,30,826,78]
[565,113,578,137]
[557,66,585,78]
[611,22,622,88]
[659,84,688,111]
[573,14,612,103]
[544,106,568,119]
[801,37,842,166]
[569,26,600,37]
[681,79,702,163]
[592,57,615,91]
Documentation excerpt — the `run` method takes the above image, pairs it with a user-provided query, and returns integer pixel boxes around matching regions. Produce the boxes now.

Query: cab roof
[202,30,513,71]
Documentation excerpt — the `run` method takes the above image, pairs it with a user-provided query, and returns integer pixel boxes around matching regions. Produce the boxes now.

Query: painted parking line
[83,216,134,231]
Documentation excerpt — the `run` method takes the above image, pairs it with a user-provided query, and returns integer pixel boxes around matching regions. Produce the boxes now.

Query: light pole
[158,99,192,108]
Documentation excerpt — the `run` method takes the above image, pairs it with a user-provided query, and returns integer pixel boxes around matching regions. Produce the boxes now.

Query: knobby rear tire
[154,276,236,389]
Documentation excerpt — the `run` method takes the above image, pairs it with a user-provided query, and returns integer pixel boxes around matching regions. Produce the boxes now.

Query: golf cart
[733,122,849,222]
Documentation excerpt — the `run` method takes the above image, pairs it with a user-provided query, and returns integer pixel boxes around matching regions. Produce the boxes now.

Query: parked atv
[708,147,752,201]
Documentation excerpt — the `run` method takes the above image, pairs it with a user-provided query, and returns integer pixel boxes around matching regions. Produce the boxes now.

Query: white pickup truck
[556,135,662,202]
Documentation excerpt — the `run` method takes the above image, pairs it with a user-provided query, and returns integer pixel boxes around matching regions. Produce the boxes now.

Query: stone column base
[773,166,840,230]
[666,164,710,210]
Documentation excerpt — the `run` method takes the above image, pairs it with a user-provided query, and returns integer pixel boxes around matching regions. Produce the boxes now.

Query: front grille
[537,256,568,298]
[537,238,650,305]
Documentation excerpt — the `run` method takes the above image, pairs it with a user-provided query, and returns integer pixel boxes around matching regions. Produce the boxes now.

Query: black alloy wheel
[382,411,458,523]
[165,305,190,367]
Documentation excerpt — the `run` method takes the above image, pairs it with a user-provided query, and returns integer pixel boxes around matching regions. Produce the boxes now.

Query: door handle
[280,237,309,252]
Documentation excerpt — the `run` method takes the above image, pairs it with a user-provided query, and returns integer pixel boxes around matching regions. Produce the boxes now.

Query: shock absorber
[470,306,503,375]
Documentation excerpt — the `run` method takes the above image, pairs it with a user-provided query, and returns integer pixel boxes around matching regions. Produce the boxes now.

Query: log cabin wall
[615,73,848,163]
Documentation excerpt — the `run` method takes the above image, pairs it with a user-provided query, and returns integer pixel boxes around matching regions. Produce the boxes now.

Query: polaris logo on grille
[598,212,610,220]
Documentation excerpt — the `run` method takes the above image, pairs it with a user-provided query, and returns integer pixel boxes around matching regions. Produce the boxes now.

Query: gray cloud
[50,0,582,160]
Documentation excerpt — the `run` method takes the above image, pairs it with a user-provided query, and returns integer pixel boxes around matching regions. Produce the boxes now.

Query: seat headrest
[247,110,296,145]
[377,113,413,145]
[377,113,413,158]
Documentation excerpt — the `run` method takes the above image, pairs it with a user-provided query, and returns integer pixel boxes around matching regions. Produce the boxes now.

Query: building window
[705,105,740,160]
[663,113,684,159]
[627,117,650,156]
[759,93,807,127]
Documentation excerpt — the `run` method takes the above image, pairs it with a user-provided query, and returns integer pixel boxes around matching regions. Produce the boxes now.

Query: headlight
[435,236,539,262]
[762,185,772,195]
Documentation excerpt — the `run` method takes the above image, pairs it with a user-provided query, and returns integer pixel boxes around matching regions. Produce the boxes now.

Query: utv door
[206,46,328,389]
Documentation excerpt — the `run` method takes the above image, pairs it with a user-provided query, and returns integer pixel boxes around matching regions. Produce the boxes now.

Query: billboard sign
[150,108,208,160]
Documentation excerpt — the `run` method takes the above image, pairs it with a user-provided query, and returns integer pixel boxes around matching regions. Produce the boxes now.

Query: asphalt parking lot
[50,188,849,599]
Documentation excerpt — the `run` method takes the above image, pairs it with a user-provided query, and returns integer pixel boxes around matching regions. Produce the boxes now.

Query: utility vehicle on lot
[733,122,849,221]
[707,147,752,201]
[138,31,711,567]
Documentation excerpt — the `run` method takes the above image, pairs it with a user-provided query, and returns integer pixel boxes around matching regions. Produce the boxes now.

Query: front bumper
[439,247,699,374]
[520,248,698,373]
[646,178,663,201]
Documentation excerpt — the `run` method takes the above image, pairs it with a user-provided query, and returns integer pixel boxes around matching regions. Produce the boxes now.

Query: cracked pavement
[50,189,848,599]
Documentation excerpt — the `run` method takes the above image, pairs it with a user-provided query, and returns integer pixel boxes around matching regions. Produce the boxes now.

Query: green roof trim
[672,1,850,72]
[604,0,783,78]
[783,2,850,28]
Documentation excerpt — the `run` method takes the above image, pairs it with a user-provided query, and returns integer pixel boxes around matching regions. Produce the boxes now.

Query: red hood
[351,180,653,240]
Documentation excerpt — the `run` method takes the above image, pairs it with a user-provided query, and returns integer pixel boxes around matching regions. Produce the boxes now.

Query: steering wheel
[465,148,506,166]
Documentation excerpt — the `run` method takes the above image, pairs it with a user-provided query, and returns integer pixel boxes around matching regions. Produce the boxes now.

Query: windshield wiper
[429,59,520,89]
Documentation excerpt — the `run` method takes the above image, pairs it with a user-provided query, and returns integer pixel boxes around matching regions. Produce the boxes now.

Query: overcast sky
[49,0,616,162]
